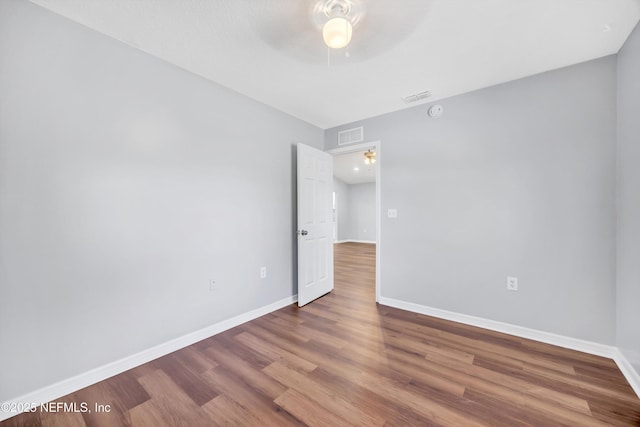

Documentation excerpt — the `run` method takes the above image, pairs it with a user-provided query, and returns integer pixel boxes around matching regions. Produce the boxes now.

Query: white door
[297,143,334,307]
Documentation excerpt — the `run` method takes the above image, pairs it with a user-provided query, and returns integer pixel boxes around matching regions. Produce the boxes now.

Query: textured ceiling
[28,0,640,129]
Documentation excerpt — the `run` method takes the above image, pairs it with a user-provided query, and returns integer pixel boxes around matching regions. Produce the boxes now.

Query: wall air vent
[402,90,432,104]
[338,126,364,146]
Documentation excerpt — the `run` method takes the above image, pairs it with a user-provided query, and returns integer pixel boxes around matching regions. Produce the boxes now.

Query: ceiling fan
[314,0,363,49]
[249,0,431,65]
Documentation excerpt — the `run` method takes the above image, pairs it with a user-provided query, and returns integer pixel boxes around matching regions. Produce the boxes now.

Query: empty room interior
[2,0,640,425]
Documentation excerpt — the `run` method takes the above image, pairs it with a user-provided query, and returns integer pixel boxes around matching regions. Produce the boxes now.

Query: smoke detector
[428,104,444,118]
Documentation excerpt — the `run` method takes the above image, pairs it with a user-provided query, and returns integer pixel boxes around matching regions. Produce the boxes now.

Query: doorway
[328,141,381,302]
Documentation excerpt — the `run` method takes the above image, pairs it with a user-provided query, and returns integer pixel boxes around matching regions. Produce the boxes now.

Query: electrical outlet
[388,209,398,219]
[260,266,267,279]
[507,276,518,291]
[209,280,216,291]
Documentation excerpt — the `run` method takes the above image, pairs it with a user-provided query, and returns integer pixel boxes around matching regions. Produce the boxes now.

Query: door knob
[298,230,308,236]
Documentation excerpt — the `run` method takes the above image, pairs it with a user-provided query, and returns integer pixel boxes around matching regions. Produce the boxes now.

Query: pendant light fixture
[364,149,376,165]
[322,0,353,49]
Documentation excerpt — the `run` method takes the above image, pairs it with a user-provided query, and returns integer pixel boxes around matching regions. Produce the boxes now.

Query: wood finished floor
[3,242,640,426]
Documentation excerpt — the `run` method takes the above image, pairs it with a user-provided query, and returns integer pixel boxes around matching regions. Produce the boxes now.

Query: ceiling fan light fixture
[323,17,353,49]
[364,149,376,165]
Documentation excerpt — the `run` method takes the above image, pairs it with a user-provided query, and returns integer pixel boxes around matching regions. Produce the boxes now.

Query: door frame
[327,140,381,303]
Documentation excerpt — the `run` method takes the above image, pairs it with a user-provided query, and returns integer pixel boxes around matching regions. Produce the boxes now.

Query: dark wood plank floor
[3,242,640,426]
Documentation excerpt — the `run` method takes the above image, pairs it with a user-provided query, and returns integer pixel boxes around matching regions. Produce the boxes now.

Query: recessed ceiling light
[602,24,612,32]
[353,166,359,171]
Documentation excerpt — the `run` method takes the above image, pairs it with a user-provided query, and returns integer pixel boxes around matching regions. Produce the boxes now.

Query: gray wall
[348,183,376,242]
[617,22,640,372]
[333,177,350,241]
[332,179,376,242]
[326,56,617,344]
[0,0,322,401]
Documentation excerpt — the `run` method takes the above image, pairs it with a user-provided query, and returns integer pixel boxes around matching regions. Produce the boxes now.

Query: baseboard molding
[378,297,617,357]
[0,295,298,422]
[613,348,640,398]
[378,297,640,398]
[4,294,637,423]
[335,239,376,244]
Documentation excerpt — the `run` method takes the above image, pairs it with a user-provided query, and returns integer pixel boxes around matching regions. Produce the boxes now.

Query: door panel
[297,143,334,307]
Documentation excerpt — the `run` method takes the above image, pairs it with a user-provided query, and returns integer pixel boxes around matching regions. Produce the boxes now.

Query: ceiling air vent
[402,90,432,104]
[338,126,364,146]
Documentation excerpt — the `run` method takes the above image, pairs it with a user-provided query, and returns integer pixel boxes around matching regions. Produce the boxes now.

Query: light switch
[387,209,398,219]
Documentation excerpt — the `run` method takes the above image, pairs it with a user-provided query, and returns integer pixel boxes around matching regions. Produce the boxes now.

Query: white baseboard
[613,348,640,398]
[335,239,376,244]
[378,297,615,357]
[0,295,298,422]
[378,297,640,398]
[4,294,637,423]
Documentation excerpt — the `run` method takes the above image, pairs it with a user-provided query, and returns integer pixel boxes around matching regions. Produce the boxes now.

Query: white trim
[375,142,381,303]
[0,295,297,422]
[335,239,376,244]
[328,141,381,303]
[378,297,640,398]
[613,348,640,398]
[378,297,616,357]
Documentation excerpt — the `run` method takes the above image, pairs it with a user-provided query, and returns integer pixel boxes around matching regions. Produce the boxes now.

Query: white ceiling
[334,150,377,184]
[29,0,640,129]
